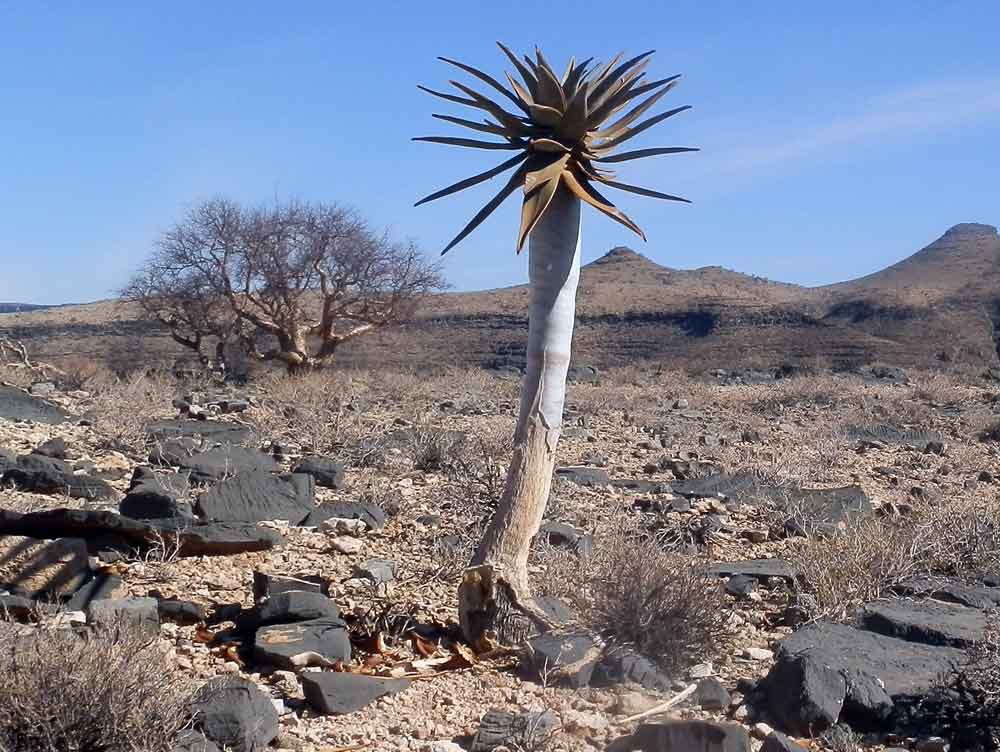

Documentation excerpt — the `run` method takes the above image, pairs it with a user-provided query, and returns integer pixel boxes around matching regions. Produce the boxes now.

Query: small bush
[584,524,728,675]
[86,372,175,456]
[0,622,191,752]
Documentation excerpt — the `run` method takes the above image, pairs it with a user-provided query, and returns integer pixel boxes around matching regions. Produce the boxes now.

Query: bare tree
[123,198,447,371]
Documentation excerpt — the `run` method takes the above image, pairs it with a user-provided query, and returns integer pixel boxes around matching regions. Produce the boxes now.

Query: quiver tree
[123,198,447,371]
[415,44,696,647]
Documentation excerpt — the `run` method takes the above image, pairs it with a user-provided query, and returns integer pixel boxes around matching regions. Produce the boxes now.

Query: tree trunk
[459,187,582,648]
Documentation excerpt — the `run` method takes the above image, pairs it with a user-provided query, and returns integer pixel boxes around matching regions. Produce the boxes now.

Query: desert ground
[2,351,1000,751]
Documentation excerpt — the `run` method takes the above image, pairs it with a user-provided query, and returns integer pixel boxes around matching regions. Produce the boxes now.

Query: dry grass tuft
[0,622,191,752]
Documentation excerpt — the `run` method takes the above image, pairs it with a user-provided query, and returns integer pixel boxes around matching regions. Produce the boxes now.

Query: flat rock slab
[847,424,944,449]
[253,616,350,669]
[762,621,965,733]
[894,577,1000,610]
[251,591,340,629]
[146,419,251,445]
[859,598,987,647]
[301,500,386,531]
[292,456,346,489]
[87,596,160,638]
[710,559,798,582]
[524,632,602,688]
[152,443,279,484]
[591,646,672,692]
[555,466,611,487]
[300,672,409,715]
[0,535,91,597]
[0,508,283,557]
[195,471,314,524]
[3,454,114,500]
[672,474,871,531]
[0,385,70,424]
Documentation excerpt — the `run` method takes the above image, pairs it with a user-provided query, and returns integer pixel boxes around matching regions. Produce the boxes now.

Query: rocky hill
[2,223,998,372]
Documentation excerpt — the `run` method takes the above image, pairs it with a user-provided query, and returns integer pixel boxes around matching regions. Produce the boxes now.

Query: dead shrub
[85,372,175,456]
[792,497,1000,618]
[583,524,728,675]
[443,421,512,509]
[0,622,191,752]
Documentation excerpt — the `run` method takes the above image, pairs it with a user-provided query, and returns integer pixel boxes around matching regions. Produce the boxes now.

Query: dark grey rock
[252,571,327,601]
[894,577,1000,610]
[762,621,965,734]
[0,447,15,474]
[151,442,279,484]
[696,677,732,710]
[173,729,221,752]
[87,596,159,638]
[300,672,409,715]
[0,594,54,621]
[859,599,987,647]
[66,572,121,610]
[847,424,944,451]
[0,385,70,424]
[157,598,207,625]
[255,591,341,627]
[195,471,314,524]
[471,709,559,752]
[189,677,278,752]
[555,466,610,487]
[725,574,758,598]
[709,559,797,582]
[253,616,350,669]
[612,478,673,494]
[763,731,809,752]
[301,500,386,531]
[628,720,751,752]
[146,419,251,445]
[3,454,114,500]
[537,521,593,557]
[33,437,67,459]
[121,467,193,520]
[567,365,600,383]
[153,520,285,557]
[593,645,672,691]
[524,632,601,688]
[292,456,346,489]
[28,381,56,397]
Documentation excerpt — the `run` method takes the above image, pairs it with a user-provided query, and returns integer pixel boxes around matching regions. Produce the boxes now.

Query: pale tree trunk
[459,187,582,648]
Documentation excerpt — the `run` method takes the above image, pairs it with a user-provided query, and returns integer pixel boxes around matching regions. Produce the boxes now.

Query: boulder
[761,621,965,733]
[253,616,351,669]
[157,520,285,557]
[354,559,395,584]
[151,442,278,484]
[292,456,346,489]
[173,730,221,752]
[189,677,278,752]
[894,577,1000,610]
[0,447,15,474]
[0,535,91,597]
[696,677,732,710]
[524,632,602,688]
[87,596,160,638]
[120,467,193,520]
[0,384,70,423]
[300,672,410,715]
[301,500,386,531]
[762,732,809,752]
[3,454,114,500]
[195,471,314,524]
[592,646,672,691]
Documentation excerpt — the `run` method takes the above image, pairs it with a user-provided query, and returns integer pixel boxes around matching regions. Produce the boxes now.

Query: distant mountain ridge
[0,303,55,314]
[2,222,998,371]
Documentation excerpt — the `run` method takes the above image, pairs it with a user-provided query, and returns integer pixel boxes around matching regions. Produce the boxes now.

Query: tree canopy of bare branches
[123,198,447,371]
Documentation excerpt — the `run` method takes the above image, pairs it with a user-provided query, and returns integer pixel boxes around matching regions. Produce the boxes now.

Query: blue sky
[1,1,998,304]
